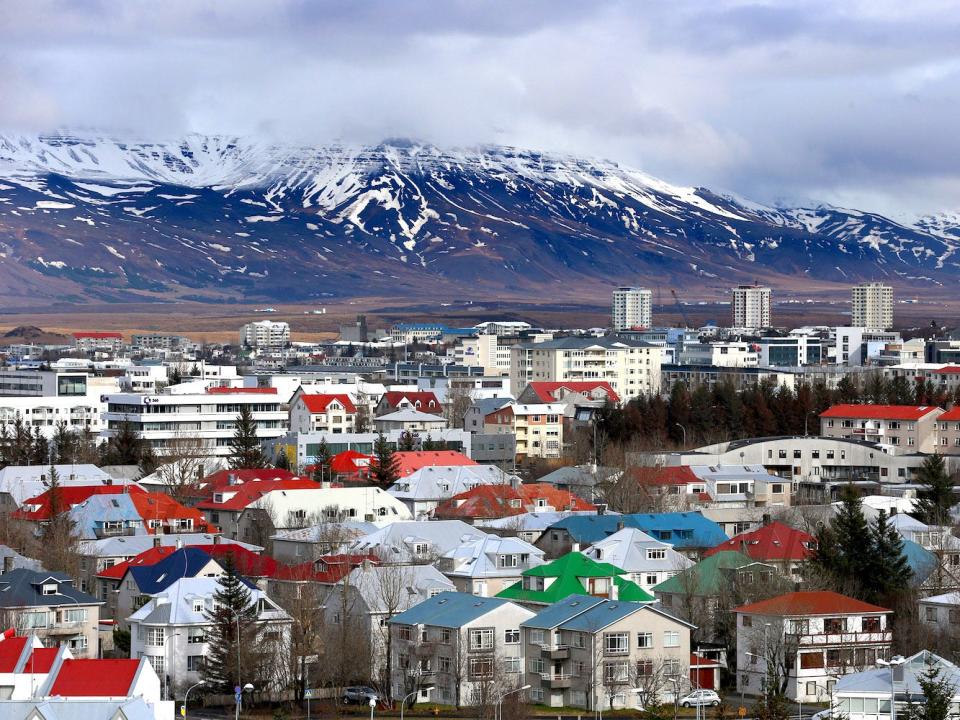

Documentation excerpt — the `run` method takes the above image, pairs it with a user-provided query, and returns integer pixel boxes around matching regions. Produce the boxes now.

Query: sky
[1,0,958,219]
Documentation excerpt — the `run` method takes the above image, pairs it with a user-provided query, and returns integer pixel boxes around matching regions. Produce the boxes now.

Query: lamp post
[496,684,531,720]
[877,656,906,720]
[182,679,205,719]
[667,677,679,720]
[369,696,377,720]
[674,423,687,447]
[400,685,434,720]
[234,683,254,720]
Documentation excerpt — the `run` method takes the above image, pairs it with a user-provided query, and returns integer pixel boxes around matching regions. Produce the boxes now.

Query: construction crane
[671,289,692,328]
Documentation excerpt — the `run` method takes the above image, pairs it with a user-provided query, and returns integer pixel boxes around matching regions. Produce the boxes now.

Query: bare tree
[271,578,327,701]
[153,432,210,503]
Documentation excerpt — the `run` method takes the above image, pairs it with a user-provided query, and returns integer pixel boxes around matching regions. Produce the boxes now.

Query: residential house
[535,465,621,503]
[516,381,620,407]
[819,404,944,453]
[375,409,449,434]
[0,633,62,700]
[433,483,594,523]
[478,511,608,545]
[343,520,488,564]
[919,592,960,640]
[581,528,694,594]
[633,465,792,511]
[735,591,893,702]
[388,465,517,519]
[375,391,443,417]
[128,575,292,697]
[270,521,376,564]
[0,463,133,512]
[704,521,815,581]
[521,595,693,709]
[497,552,654,608]
[463,398,514,434]
[0,546,42,574]
[289,393,357,434]
[937,407,960,454]
[438,535,546,597]
[393,450,478,478]
[484,403,569,460]
[0,569,103,658]
[388,592,535,706]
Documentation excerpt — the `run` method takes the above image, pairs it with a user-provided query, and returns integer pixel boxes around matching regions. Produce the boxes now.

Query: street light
[877,656,907,720]
[667,677,679,720]
[235,683,254,720]
[369,695,377,720]
[496,684,531,720]
[400,684,435,720]
[182,679,205,719]
[674,423,687,447]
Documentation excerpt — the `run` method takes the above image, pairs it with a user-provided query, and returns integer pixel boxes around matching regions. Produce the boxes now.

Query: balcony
[540,672,574,689]
[46,621,86,636]
[540,645,570,660]
[792,631,892,646]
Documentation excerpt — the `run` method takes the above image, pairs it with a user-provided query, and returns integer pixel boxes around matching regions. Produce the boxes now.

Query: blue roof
[68,494,144,540]
[902,539,938,586]
[520,595,607,630]
[548,512,727,549]
[387,591,514,628]
[561,599,650,632]
[128,547,220,594]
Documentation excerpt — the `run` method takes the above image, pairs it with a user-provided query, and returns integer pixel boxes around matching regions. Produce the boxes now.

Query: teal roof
[653,550,759,596]
[521,595,608,630]
[548,512,727,549]
[902,539,938,586]
[387,591,515,628]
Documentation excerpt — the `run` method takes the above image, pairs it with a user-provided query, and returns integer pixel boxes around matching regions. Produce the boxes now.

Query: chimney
[762,513,771,526]
[2,555,13,573]
[213,534,221,545]
[152,537,162,549]
[609,583,619,601]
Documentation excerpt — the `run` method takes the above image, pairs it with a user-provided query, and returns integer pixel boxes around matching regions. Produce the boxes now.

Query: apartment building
[732,285,771,329]
[612,286,652,331]
[736,591,892,702]
[510,336,661,402]
[288,392,357,434]
[851,282,894,330]
[936,407,960,454]
[819,404,943,453]
[522,595,693,709]
[455,333,513,376]
[72,332,124,353]
[239,320,290,349]
[102,387,286,457]
[835,327,901,366]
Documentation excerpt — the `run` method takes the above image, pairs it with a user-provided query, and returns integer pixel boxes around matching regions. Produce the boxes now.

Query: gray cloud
[0,0,958,217]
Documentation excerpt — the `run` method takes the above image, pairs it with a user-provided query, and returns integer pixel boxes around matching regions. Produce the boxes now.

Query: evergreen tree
[30,426,49,465]
[889,376,914,405]
[398,430,416,451]
[52,420,75,464]
[372,432,400,488]
[808,487,874,597]
[904,657,956,720]
[168,366,183,385]
[869,509,912,602]
[421,434,440,451]
[102,420,146,466]
[201,560,261,692]
[311,438,332,482]
[274,450,290,471]
[228,406,268,469]
[914,454,955,526]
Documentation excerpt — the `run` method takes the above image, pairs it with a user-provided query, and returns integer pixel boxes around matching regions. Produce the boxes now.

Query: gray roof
[375,409,448,423]
[0,568,101,608]
[389,465,517,503]
[388,591,525,628]
[478,510,607,533]
[521,595,608,630]
[537,465,619,488]
[345,520,488,562]
[0,545,42,572]
[0,699,158,720]
[582,527,694,574]
[338,563,455,614]
[469,397,514,416]
[67,494,145,540]
[129,576,289,626]
[442,535,545,578]
[272,521,376,543]
[77,533,262,557]
[836,651,960,696]
[517,336,655,350]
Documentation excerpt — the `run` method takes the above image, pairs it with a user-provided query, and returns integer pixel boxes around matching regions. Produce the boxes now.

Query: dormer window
[42,583,58,595]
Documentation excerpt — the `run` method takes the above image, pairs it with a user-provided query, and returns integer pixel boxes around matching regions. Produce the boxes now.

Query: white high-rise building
[851,282,893,330]
[240,320,290,349]
[612,286,652,331]
[732,285,772,329]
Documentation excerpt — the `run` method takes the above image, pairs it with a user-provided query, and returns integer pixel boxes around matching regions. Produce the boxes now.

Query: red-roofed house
[13,486,146,522]
[43,657,160,700]
[735,590,892,702]
[433,482,594,522]
[375,391,443,417]
[289,393,357,434]
[0,635,73,700]
[268,554,377,595]
[393,450,478,478]
[517,381,621,406]
[705,521,815,580]
[690,652,721,691]
[820,404,944,452]
[190,468,297,504]
[196,478,320,540]
[936,406,960,455]
[129,492,215,535]
[305,450,374,483]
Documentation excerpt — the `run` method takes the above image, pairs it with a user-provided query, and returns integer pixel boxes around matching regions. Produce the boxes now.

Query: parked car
[342,686,379,704]
[679,690,721,707]
[811,710,833,720]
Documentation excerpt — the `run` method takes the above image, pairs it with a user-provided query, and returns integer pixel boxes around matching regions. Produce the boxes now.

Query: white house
[288,393,357,434]
[389,465,517,518]
[581,527,694,593]
[374,409,449,434]
[343,520,488,564]
[438,534,546,597]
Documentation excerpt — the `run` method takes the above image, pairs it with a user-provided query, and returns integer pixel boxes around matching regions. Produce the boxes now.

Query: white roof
[581,527,694,574]
[375,409,448,423]
[442,534,545,578]
[345,520,487,563]
[477,510,605,532]
[835,651,960,696]
[249,486,412,524]
[271,521,377,542]
[129,576,290,626]
[0,464,131,506]
[922,591,960,606]
[339,563,455,614]
[389,465,516,502]
[510,403,567,416]
[77,533,261,557]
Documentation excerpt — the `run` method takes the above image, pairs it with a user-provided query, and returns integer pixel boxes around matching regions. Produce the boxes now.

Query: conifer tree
[904,657,955,720]
[869,509,912,602]
[311,438,332,482]
[228,406,268,469]
[201,559,261,692]
[372,432,400,488]
[914,454,955,526]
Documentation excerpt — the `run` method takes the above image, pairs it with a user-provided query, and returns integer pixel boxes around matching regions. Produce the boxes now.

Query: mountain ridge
[0,132,956,305]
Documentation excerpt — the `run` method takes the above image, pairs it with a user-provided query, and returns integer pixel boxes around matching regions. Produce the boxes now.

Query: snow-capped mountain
[0,132,955,305]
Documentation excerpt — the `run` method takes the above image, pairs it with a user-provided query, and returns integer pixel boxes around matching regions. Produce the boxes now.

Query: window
[529,657,545,674]
[504,629,520,645]
[663,659,681,676]
[950,609,960,625]
[862,616,881,632]
[604,660,629,683]
[63,609,86,623]
[145,654,164,675]
[187,655,203,672]
[399,625,412,641]
[469,628,494,651]
[23,611,47,629]
[800,652,825,669]
[771,484,784,494]
[574,632,585,648]
[42,583,57,596]
[925,607,938,622]
[637,632,653,649]
[604,632,629,655]
[469,656,494,679]
[504,657,521,673]
[663,631,679,648]
[193,600,204,613]
[187,628,205,644]
[145,627,165,646]
[645,574,658,586]
[788,619,809,635]
[742,615,753,627]
[498,554,519,568]
[637,660,654,677]
[440,628,452,644]
[824,617,845,634]
[530,629,545,645]
[439,656,451,673]
[647,548,666,560]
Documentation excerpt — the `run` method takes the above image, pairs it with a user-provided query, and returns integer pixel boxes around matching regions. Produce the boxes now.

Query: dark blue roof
[547,512,727,548]
[0,568,101,608]
[128,547,218,594]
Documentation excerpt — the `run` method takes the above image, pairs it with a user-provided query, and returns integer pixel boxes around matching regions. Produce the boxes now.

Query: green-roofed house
[496,551,654,608]
[652,550,784,643]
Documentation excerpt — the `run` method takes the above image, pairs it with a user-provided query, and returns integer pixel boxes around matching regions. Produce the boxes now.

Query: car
[342,686,379,705]
[811,710,833,720]
[679,690,721,707]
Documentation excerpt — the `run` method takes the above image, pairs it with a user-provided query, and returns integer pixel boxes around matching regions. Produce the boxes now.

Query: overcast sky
[1,0,958,218]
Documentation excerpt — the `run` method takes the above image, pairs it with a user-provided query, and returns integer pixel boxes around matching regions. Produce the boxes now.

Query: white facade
[851,283,893,330]
[240,320,290,349]
[455,334,512,376]
[612,287,653,331]
[244,485,413,526]
[103,390,286,457]
[732,285,772,329]
[288,394,357,434]
[835,327,901,366]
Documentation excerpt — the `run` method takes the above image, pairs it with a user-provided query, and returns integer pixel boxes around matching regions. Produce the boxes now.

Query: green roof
[496,551,654,605]
[652,550,756,596]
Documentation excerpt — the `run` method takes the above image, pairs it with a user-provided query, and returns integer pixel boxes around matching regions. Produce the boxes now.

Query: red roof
[48,658,141,696]
[0,636,29,673]
[330,450,372,474]
[192,468,297,502]
[205,386,277,394]
[14,485,146,521]
[704,521,814,562]
[690,652,721,668]
[519,483,595,512]
[272,554,376,583]
[381,391,442,413]
[300,393,357,414]
[394,450,477,478]
[940,407,960,421]
[631,465,700,487]
[72,332,122,339]
[202,544,278,578]
[934,367,960,375]
[820,404,940,420]
[130,492,215,534]
[434,482,594,520]
[197,478,320,511]
[26,647,58,673]
[735,591,890,617]
[96,546,178,579]
[526,381,621,404]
